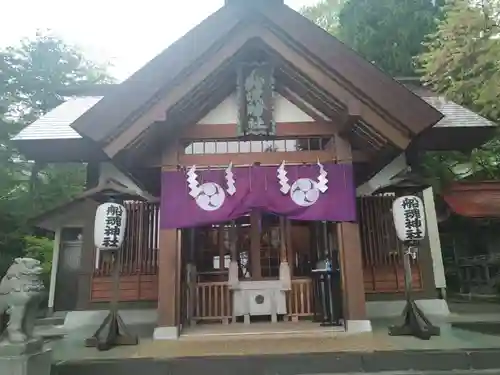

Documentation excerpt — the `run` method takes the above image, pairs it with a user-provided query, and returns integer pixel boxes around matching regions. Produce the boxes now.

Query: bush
[23,235,53,288]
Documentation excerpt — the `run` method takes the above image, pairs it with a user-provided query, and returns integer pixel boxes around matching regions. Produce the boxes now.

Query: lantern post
[85,195,138,351]
[374,167,440,340]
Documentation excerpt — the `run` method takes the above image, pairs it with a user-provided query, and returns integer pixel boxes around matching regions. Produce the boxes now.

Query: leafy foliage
[24,236,54,287]
[337,0,445,76]
[300,0,346,35]
[301,0,500,188]
[0,31,113,276]
[419,0,500,122]
[1,31,111,124]
[419,0,500,184]
[301,0,444,76]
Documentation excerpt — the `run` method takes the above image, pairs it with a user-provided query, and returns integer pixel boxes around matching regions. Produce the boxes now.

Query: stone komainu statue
[0,258,45,343]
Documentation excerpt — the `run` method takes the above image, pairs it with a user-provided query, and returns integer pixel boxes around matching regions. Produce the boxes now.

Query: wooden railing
[190,279,315,323]
[358,196,423,293]
[193,282,232,323]
[91,201,160,302]
[286,278,314,321]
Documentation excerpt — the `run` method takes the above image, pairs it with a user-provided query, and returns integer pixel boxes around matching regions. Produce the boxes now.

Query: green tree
[302,0,444,77]
[337,0,444,76]
[418,0,500,183]
[0,32,113,274]
[24,236,54,287]
[419,0,500,121]
[300,0,346,35]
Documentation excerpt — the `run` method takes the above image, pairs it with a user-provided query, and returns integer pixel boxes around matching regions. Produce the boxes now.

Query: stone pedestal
[0,339,52,375]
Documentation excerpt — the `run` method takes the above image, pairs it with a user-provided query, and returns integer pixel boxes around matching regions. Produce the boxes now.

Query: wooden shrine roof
[64,1,442,151]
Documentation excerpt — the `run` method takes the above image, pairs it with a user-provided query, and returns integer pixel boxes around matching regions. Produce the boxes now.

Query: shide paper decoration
[316,160,329,193]
[161,163,356,229]
[187,165,201,198]
[225,163,236,196]
[277,161,291,194]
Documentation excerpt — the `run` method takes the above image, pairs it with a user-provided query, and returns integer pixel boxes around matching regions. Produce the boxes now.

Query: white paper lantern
[94,202,127,250]
[392,195,426,242]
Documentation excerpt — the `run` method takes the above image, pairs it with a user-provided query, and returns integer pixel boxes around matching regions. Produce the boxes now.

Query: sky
[1,0,319,81]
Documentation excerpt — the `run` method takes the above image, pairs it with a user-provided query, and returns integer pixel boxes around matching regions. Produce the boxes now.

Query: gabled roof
[397,79,497,151]
[68,1,442,148]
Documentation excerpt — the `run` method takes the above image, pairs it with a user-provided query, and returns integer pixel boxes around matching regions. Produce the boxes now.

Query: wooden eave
[106,31,418,165]
[257,3,443,134]
[115,55,390,167]
[68,1,442,154]
[79,178,159,202]
[14,138,109,163]
[70,5,241,144]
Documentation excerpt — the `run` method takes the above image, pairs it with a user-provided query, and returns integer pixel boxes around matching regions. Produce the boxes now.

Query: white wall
[198,93,316,125]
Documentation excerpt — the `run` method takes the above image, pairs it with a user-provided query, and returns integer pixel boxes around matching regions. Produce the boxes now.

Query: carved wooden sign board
[236,62,276,137]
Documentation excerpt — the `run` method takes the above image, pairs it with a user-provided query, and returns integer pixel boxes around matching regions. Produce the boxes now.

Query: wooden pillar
[279,216,287,262]
[155,228,180,339]
[337,222,366,320]
[279,216,291,289]
[250,211,261,279]
[47,227,62,315]
[334,134,367,325]
[286,219,294,276]
[228,220,239,287]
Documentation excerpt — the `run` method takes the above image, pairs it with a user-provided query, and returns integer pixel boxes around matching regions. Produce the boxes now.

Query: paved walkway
[45,320,500,362]
[40,301,500,362]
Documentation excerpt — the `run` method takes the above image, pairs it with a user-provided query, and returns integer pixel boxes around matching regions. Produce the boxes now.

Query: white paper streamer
[225,163,236,196]
[187,165,201,198]
[277,161,291,194]
[316,160,328,193]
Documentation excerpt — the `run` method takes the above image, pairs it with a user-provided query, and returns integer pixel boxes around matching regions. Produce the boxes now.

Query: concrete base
[366,299,450,319]
[153,326,179,340]
[0,340,52,375]
[345,319,372,334]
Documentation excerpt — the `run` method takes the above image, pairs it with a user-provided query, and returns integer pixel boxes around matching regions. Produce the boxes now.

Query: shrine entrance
[192,212,285,283]
[181,211,343,326]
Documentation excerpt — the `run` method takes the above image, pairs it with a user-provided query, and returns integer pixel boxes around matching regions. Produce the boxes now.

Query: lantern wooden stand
[85,248,138,351]
[389,242,440,340]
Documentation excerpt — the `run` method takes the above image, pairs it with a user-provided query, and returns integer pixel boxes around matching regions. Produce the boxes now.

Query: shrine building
[12,0,495,340]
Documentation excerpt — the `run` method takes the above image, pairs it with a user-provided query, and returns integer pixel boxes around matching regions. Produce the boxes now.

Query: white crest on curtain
[277,161,291,194]
[225,162,236,196]
[186,165,201,198]
[277,161,329,207]
[186,165,227,211]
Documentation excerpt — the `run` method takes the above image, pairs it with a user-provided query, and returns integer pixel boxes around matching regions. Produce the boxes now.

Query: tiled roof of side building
[11,96,103,141]
[422,96,496,128]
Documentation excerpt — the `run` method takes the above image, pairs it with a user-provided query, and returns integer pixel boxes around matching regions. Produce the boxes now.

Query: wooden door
[54,238,82,311]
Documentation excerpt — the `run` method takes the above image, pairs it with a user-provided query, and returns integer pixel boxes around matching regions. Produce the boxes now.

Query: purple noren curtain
[160,163,356,229]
